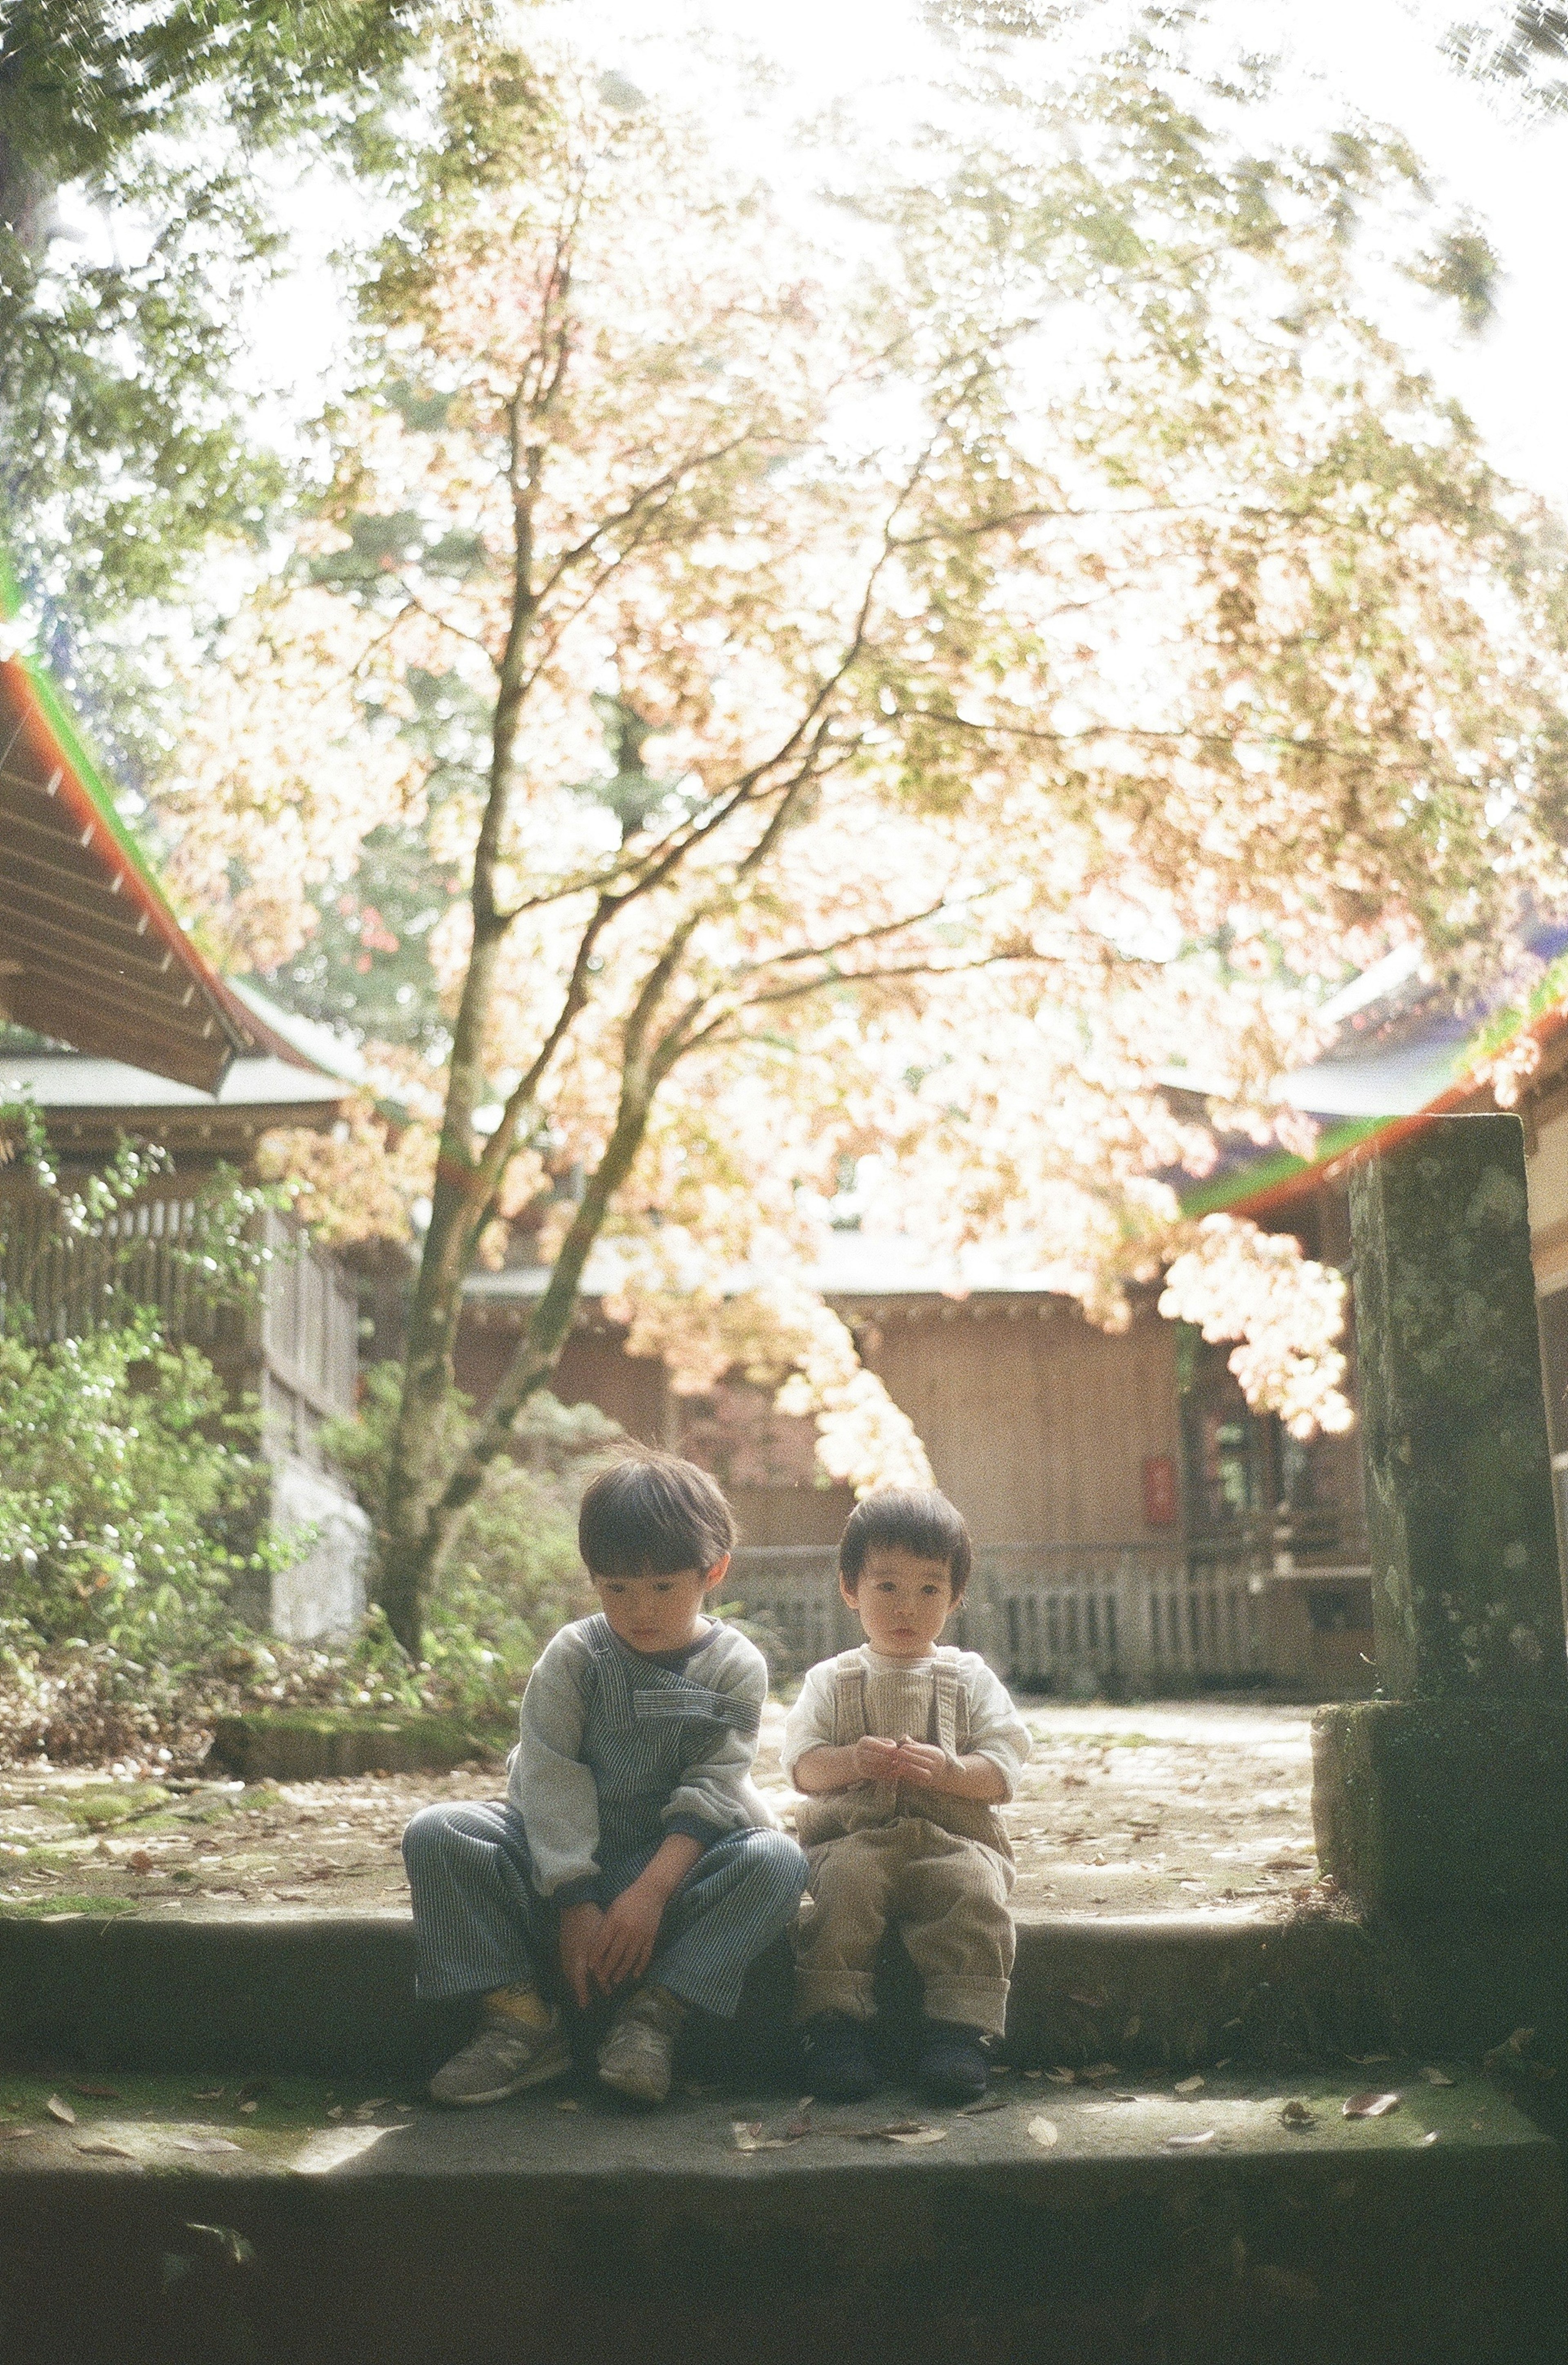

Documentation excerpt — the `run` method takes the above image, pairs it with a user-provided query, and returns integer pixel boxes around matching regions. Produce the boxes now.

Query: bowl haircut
[578,1450,737,1581]
[837,1487,972,1600]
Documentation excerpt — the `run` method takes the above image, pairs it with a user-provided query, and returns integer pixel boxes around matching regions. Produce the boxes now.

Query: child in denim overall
[405,1454,807,2107]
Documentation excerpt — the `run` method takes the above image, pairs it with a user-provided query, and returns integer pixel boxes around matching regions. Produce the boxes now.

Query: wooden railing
[728,1540,1264,1685]
[0,1190,357,1472]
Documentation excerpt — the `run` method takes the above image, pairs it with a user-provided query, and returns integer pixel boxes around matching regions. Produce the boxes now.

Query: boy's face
[594,1558,729,1655]
[843,1546,955,1660]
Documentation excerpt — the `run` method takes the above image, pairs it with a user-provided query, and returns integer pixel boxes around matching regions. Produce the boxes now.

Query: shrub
[322,1364,620,1729]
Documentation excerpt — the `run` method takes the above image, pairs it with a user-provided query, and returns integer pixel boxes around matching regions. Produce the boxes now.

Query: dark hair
[838,1487,971,1599]
[578,1452,736,1580]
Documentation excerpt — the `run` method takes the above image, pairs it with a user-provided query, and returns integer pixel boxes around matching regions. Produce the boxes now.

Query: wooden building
[0,636,368,1639]
[458,1224,1367,1695]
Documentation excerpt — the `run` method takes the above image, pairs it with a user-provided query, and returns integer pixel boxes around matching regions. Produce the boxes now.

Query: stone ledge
[0,2069,1558,2365]
[0,1906,1386,2081]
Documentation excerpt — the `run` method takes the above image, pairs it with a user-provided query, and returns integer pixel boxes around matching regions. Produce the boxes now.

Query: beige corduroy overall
[792,1649,1016,2038]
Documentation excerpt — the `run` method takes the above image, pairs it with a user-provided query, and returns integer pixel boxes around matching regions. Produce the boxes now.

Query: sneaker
[917,2020,989,2105]
[597,1984,686,2105]
[798,2013,880,2102]
[429,2009,572,2107]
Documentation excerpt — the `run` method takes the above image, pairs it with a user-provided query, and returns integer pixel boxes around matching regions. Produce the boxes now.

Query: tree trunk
[379,1076,653,1655]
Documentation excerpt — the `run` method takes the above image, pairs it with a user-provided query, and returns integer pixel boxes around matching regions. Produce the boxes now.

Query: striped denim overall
[403,1617,806,2018]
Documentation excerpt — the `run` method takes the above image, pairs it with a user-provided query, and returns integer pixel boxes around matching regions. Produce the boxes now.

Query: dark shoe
[800,2012,880,2101]
[918,2020,989,2105]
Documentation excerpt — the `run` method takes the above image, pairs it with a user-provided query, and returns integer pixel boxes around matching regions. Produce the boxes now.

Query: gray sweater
[507,1616,776,1898]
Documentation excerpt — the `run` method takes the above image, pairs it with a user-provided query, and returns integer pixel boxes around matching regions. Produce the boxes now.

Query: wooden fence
[728,1540,1263,1687]
[0,1190,357,1472]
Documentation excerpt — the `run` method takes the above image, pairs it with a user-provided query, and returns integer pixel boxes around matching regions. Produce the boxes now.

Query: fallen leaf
[1082,2063,1119,2082]
[1165,2130,1215,2148]
[325,2106,344,2123]
[1044,2067,1075,2086]
[1111,2091,1140,2103]
[1027,2116,1059,2148]
[127,1850,155,1874]
[75,2139,135,2159]
[1022,2069,1043,2080]
[1174,2075,1206,2096]
[1280,2100,1315,2127]
[1343,2091,1401,2119]
[45,2096,76,2125]
[1347,2053,1393,2067]
[1422,2130,1441,2145]
[171,2136,243,2153]
[238,2102,259,2116]
[1420,2067,1455,2087]
[960,2095,1008,2115]
[185,2223,254,2267]
[849,2120,948,2146]
[555,2098,579,2112]
[733,2116,814,2152]
[190,2089,224,2102]
[71,2083,120,2100]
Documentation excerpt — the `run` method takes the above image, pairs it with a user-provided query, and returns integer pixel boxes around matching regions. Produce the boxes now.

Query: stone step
[0,2064,1557,2365]
[0,1906,1399,2083]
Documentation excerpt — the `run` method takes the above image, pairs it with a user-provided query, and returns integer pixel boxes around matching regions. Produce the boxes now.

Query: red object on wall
[1142,1454,1178,1528]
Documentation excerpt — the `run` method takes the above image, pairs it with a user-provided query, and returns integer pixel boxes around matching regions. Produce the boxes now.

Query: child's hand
[850,1735,904,1781]
[891,1739,950,1788]
[559,1902,606,2009]
[592,1875,667,1993]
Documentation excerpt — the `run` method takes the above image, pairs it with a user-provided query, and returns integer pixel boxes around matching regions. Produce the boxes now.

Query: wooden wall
[455,1288,1183,1552]
[855,1295,1183,1546]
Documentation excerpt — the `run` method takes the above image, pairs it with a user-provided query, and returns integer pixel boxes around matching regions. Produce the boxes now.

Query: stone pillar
[1313,1115,1568,1915]
[1352,1113,1566,1699]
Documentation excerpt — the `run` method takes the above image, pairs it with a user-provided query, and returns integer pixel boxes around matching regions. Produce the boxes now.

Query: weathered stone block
[207,1709,490,1783]
[1348,1114,1567,1697]
[1312,1699,1568,1913]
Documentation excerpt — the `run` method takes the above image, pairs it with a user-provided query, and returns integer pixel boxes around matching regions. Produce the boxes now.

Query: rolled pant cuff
[923,1978,1009,2039]
[791,1971,875,2024]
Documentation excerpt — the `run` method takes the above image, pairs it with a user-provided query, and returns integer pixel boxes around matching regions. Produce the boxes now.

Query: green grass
[0,1892,141,1918]
[53,1783,169,1833]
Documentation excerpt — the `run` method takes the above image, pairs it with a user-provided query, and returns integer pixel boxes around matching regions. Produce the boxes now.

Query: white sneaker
[596,1985,685,2105]
[429,2010,572,2106]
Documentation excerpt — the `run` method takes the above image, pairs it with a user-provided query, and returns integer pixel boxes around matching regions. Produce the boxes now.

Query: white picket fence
[727,1542,1262,1686]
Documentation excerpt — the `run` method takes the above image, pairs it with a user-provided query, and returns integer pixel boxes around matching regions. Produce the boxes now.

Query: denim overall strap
[581,1616,759,1883]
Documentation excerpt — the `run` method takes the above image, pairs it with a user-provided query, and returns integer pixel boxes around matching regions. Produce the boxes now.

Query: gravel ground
[0,1700,1318,1921]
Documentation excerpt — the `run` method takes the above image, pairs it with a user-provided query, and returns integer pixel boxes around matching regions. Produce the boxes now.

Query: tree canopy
[0,0,443,777]
[140,19,1568,1648]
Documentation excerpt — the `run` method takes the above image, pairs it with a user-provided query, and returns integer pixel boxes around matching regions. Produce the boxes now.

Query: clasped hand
[850,1733,952,1788]
[558,1881,665,2009]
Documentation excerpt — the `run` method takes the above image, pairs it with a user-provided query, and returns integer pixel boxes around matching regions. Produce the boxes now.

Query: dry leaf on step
[960,2096,1008,2115]
[1342,2091,1401,2119]
[1165,2130,1215,2148]
[1027,2116,1059,2147]
[1420,2068,1455,2087]
[850,2121,947,2146]
[75,2139,135,2159]
[1174,2075,1205,2096]
[45,2096,76,2126]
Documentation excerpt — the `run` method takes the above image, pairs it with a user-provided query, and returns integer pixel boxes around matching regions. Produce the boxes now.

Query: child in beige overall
[782,1487,1031,2104]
